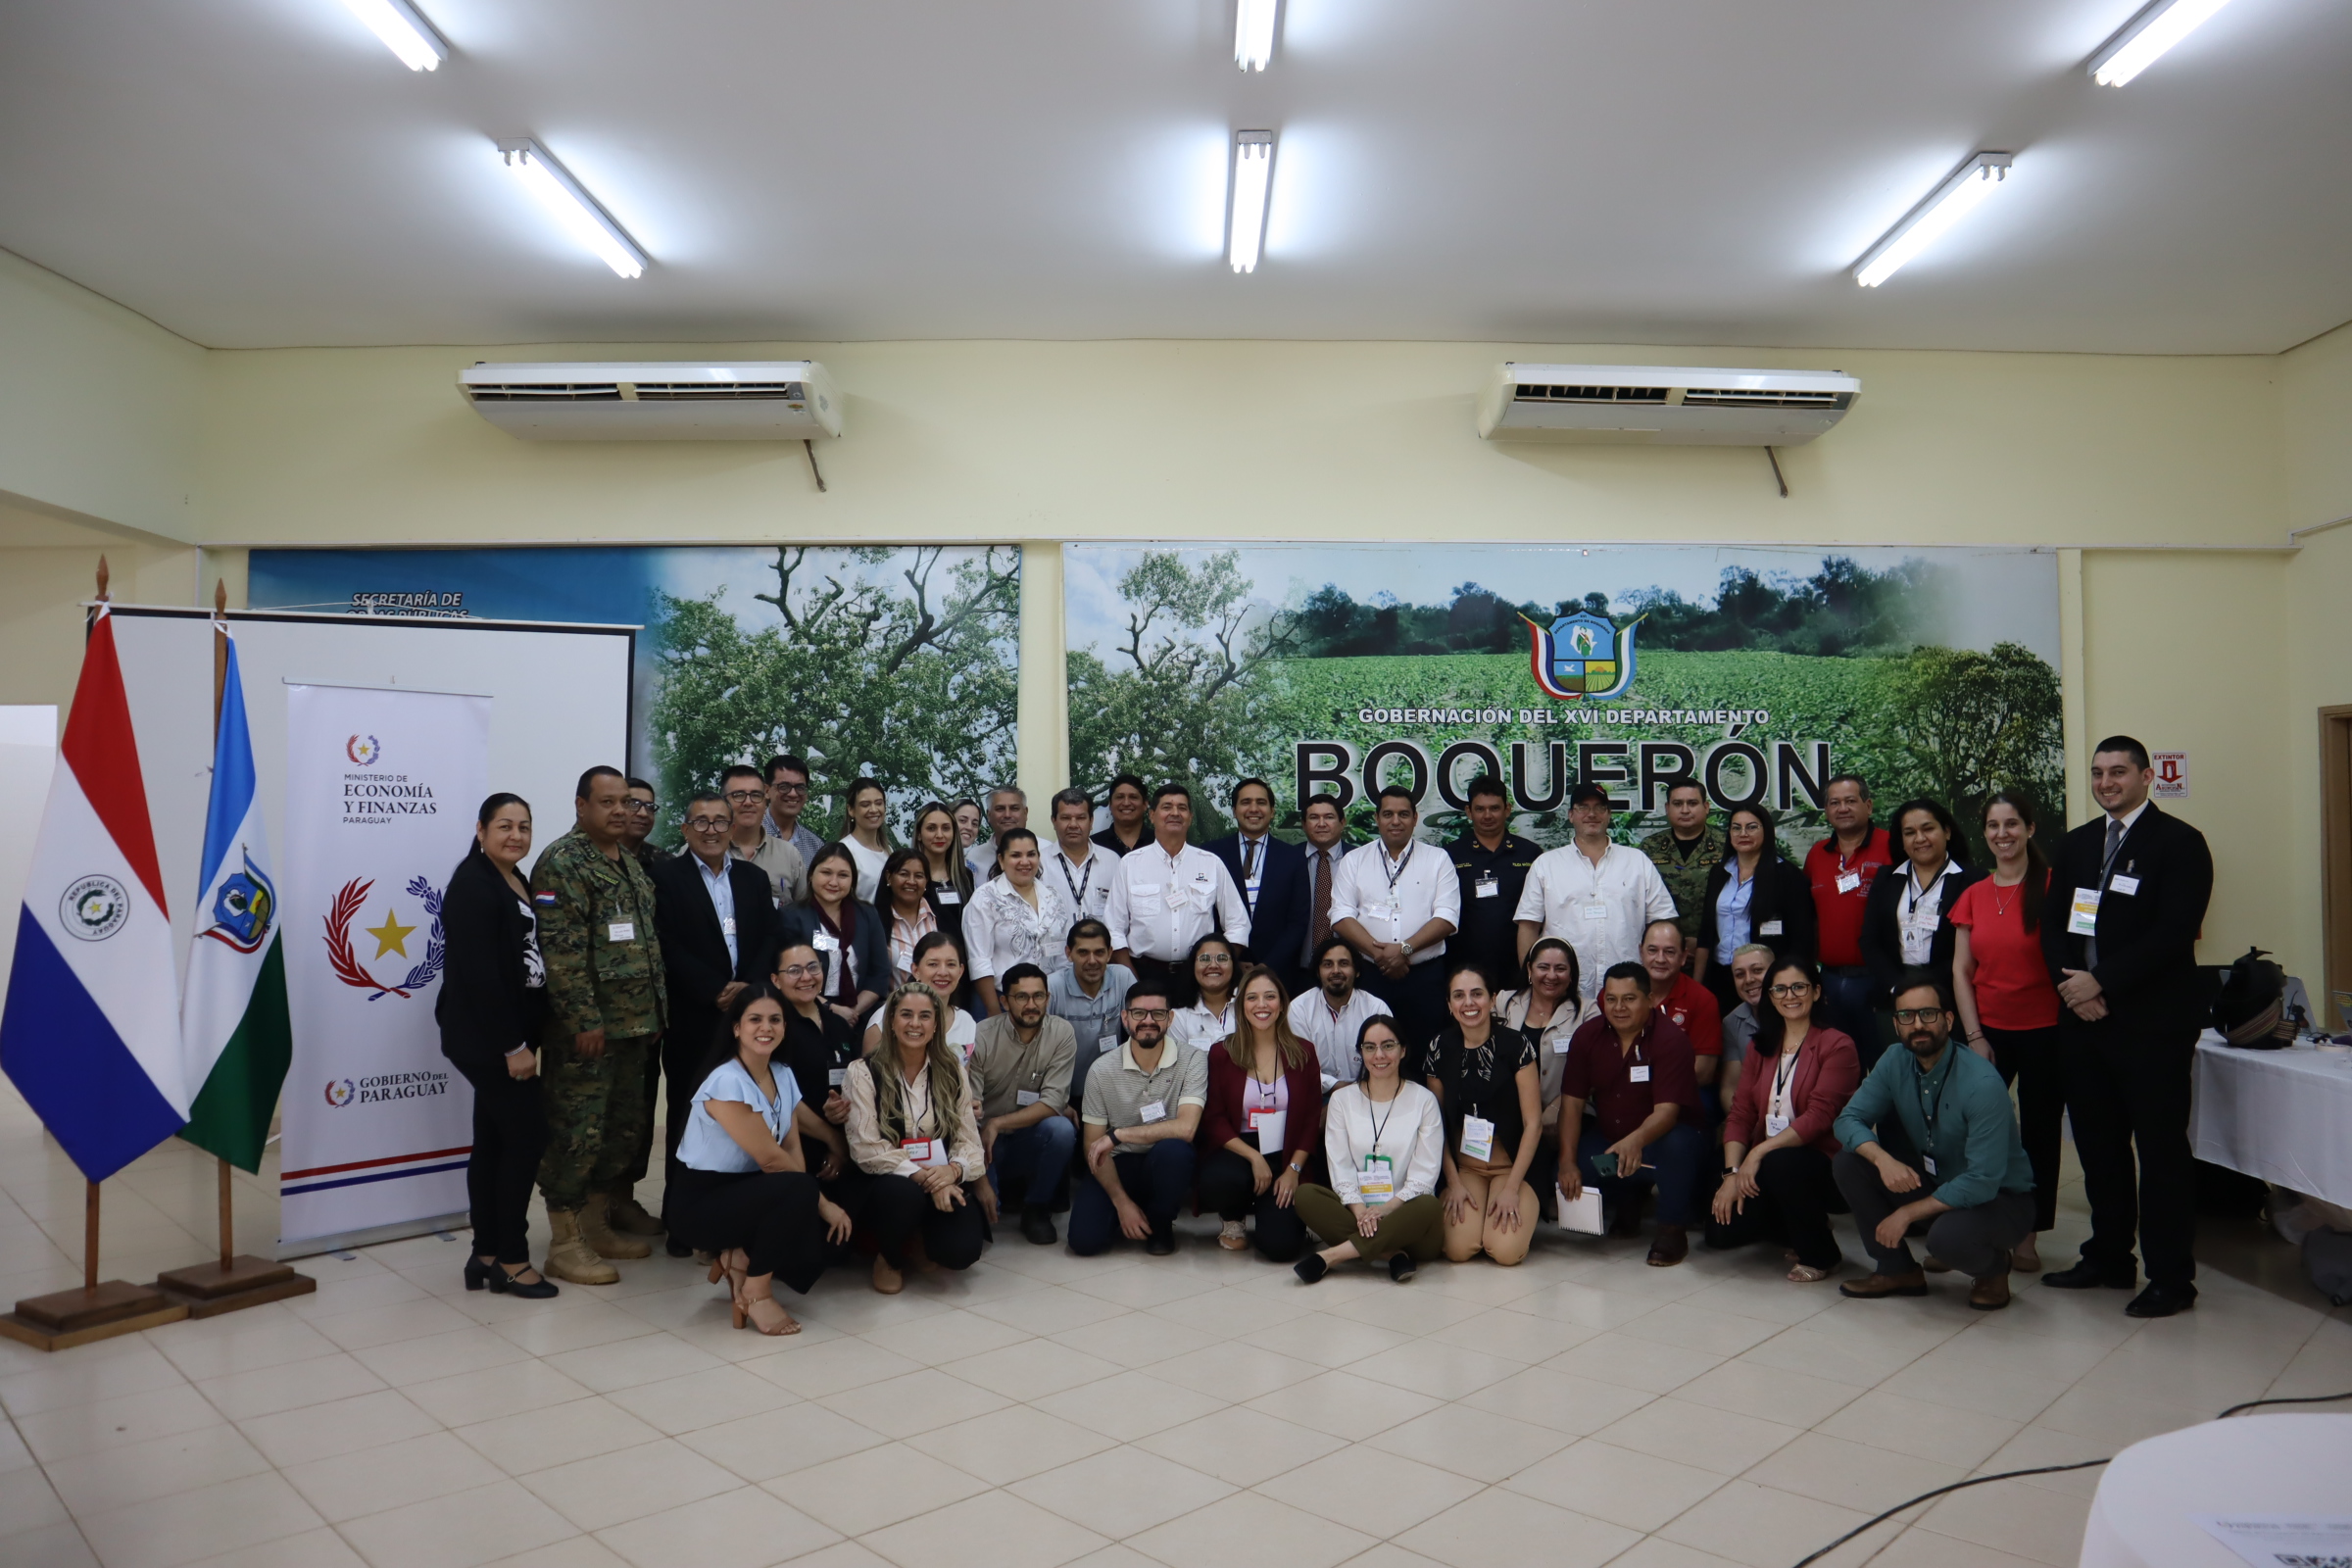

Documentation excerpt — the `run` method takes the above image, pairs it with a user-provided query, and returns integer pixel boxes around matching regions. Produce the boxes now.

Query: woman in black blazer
[435,793,557,1298]
[1860,798,1984,1017]
[779,843,891,1027]
[1694,803,1818,1016]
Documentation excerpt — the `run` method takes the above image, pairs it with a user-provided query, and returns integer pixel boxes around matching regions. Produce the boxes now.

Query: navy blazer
[779,898,891,1011]
[652,853,783,1024]
[1205,831,1309,979]
[1860,860,1986,1006]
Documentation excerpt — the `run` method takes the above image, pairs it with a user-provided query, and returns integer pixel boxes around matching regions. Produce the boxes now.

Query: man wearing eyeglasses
[649,790,785,1248]
[764,754,827,868]
[620,777,664,871]
[1833,968,2035,1310]
[720,763,808,908]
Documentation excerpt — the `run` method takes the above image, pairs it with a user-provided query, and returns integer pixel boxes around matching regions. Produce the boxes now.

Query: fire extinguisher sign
[2152,751,2189,799]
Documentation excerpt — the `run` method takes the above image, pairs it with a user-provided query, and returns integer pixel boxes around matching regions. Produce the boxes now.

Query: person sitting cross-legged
[1832,968,2037,1310]
[1295,1015,1447,1283]
[1070,977,1207,1256]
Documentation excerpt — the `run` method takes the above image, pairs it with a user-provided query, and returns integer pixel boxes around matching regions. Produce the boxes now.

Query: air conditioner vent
[457,361,840,440]
[1516,384,1671,404]
[1680,388,1845,409]
[1479,363,1860,446]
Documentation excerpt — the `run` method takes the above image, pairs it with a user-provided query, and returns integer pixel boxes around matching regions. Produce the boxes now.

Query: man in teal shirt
[1834,967,2036,1309]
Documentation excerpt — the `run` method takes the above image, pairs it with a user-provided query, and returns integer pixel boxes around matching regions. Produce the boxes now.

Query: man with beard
[1287,936,1395,1092]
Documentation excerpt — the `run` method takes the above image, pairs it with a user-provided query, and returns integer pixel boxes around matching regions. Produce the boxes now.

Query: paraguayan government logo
[322,874,445,1001]
[324,1079,356,1107]
[60,874,130,942]
[345,734,382,766]
[1519,609,1642,702]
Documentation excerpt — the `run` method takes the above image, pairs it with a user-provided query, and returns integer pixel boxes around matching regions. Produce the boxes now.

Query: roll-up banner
[278,682,489,1253]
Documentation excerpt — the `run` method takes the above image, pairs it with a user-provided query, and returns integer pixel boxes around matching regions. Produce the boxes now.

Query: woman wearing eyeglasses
[1294,1016,1446,1283]
[1707,956,1859,1282]
[769,942,859,1192]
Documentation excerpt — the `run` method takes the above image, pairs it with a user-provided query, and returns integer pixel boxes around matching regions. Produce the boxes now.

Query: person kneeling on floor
[1070,978,1206,1255]
[1832,968,2036,1309]
[1557,962,1712,1265]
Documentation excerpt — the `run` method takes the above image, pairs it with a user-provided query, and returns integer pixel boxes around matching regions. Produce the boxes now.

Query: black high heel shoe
[495,1262,559,1299]
[464,1254,502,1293]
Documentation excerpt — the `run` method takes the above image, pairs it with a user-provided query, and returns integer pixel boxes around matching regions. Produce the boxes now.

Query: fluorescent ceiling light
[1228,130,1275,272]
[1853,152,2012,288]
[340,0,446,71]
[1236,0,1278,71]
[2089,0,2234,85]
[495,137,648,279]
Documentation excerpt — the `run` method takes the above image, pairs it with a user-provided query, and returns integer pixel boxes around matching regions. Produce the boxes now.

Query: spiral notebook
[1556,1188,1605,1235]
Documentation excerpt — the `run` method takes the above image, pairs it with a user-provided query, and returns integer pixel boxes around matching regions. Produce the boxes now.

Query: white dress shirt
[1514,842,1678,1001]
[694,853,739,969]
[1233,832,1275,913]
[1286,987,1395,1090]
[1297,841,1347,967]
[1894,858,1958,965]
[1104,841,1251,961]
[1170,998,1236,1053]
[1045,840,1115,925]
[1327,839,1460,963]
[963,874,1074,982]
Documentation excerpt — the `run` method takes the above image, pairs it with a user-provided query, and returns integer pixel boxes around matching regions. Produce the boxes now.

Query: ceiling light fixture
[1236,0,1278,71]
[1852,151,2013,288]
[340,0,446,71]
[2088,0,2234,85]
[1228,130,1275,272]
[495,138,647,278]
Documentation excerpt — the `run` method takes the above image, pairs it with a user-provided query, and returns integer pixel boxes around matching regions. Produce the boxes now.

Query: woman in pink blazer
[1706,956,1861,1282]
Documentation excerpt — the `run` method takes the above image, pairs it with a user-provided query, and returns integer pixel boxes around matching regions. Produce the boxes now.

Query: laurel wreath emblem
[322,875,447,1001]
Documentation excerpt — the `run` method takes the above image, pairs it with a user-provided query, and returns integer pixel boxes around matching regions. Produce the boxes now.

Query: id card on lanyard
[1358,1154,1395,1204]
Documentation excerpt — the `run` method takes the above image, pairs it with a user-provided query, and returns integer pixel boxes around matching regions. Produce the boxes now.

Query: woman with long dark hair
[781,842,888,1027]
[1706,956,1860,1282]
[880,847,938,981]
[1861,798,1984,1051]
[1947,790,2062,1271]
[1494,937,1588,1203]
[1170,933,1238,1050]
[436,793,557,1298]
[843,981,988,1293]
[669,983,853,1334]
[1294,1016,1447,1283]
[911,800,975,951]
[840,776,895,903]
[1196,966,1321,1260]
[1428,960,1543,1266]
[1694,803,1817,1014]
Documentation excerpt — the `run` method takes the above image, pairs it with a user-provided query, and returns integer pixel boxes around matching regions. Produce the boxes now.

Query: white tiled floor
[4,1084,2349,1568]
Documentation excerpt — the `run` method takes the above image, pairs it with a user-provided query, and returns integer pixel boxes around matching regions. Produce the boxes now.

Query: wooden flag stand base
[0,1182,186,1351]
[154,1159,313,1317]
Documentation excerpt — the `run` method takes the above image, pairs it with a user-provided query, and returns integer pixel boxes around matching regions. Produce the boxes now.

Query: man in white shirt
[1044,787,1116,924]
[1287,935,1394,1094]
[1329,786,1459,1070]
[1104,783,1251,987]
[966,785,1028,881]
[1516,782,1678,1003]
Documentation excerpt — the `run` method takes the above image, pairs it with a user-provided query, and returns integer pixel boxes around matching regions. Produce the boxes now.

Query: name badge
[1764,1112,1792,1138]
[2110,874,2140,896]
[1922,1154,1938,1177]
[1016,1090,1042,1106]
[827,1067,847,1089]
[1553,1034,1573,1054]
[1474,873,1499,900]
[1358,1155,1394,1204]
[1580,901,1608,921]
[1099,1033,1121,1054]
[2069,888,2101,936]
[1759,920,1784,937]
[1460,1114,1495,1160]
[1249,1107,1288,1152]
[935,889,961,906]
[1138,1100,1168,1123]
[903,1138,947,1168]
[812,930,841,952]
[1837,871,1862,894]
[720,917,737,936]
[1629,1064,1652,1084]
[607,921,635,943]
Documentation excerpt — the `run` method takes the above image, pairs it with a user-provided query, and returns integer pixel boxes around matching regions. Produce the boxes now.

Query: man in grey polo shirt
[970,964,1078,1247]
[1071,977,1205,1256]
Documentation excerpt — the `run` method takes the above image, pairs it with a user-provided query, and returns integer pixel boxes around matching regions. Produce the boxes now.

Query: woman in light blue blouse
[668,982,853,1335]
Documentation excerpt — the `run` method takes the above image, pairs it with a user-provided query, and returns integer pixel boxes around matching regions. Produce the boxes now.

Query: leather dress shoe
[1839,1271,1929,1298]
[2041,1258,2136,1290]
[1646,1225,1690,1267]
[2125,1282,2197,1318]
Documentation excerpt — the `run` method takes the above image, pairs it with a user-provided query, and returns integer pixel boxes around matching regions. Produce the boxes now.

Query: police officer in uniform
[1446,774,1539,995]
[533,766,670,1286]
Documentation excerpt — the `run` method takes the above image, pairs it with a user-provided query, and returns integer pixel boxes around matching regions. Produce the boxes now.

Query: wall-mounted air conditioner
[458,361,842,441]
[1477,364,1860,446]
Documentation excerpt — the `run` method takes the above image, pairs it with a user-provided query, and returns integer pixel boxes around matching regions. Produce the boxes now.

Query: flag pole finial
[95,556,110,602]
[214,578,226,618]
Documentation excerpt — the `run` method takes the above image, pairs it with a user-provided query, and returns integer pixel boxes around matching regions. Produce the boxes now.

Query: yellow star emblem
[366,907,416,958]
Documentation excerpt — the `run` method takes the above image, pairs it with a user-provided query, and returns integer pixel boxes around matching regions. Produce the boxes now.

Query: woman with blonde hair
[843,980,986,1293]
[1195,965,1322,1260]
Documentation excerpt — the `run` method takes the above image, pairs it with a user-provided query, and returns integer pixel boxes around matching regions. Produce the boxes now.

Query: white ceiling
[3,0,2347,354]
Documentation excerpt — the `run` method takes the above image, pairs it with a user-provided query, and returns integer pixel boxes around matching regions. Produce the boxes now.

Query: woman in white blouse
[1293,1016,1446,1283]
[963,828,1073,1015]
[1169,934,1239,1051]
[864,931,979,1060]
[839,776,895,904]
[843,981,987,1294]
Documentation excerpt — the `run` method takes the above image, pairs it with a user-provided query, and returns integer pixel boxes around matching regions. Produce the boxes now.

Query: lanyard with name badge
[1059,852,1094,910]
[1360,1091,1398,1203]
[1917,1058,1951,1176]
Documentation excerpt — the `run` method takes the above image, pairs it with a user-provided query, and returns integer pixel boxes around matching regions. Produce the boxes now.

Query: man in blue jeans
[1071,977,1206,1255]
[1557,962,1711,1266]
[968,964,1077,1246]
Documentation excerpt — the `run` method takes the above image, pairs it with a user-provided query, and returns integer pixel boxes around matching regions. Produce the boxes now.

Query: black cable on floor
[1787,1390,2352,1568]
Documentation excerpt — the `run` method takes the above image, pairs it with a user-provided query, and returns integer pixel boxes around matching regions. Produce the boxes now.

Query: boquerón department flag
[177,632,291,1171]
[0,605,186,1181]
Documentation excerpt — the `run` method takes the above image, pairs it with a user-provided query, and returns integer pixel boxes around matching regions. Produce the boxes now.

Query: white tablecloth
[2192,1033,2352,1207]
[2079,1415,2351,1568]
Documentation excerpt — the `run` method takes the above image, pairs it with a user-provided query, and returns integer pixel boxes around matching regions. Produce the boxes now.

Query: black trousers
[1360,960,1446,1076]
[842,1168,986,1271]
[651,1013,715,1220]
[668,1168,829,1294]
[1834,1151,2034,1279]
[1703,1145,1847,1271]
[2062,1020,2197,1287]
[1195,1148,1309,1261]
[1984,1025,2065,1233]
[455,1058,547,1264]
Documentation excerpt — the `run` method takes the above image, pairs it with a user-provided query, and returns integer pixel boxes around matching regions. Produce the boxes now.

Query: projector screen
[108,606,635,980]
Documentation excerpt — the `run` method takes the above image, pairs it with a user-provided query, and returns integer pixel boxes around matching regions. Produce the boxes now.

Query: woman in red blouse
[1195,965,1323,1261]
[1707,956,1861,1282]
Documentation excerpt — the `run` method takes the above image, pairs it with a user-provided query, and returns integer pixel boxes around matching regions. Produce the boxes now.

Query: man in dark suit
[2039,735,2213,1317]
[1205,777,1308,990]
[650,790,783,1245]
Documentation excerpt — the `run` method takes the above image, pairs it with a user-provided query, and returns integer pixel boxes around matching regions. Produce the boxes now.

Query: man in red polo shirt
[1558,962,1709,1265]
[1803,773,1894,1068]
[1640,918,1722,1080]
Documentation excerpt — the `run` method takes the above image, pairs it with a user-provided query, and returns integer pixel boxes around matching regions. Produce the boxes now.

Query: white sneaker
[1218,1220,1249,1250]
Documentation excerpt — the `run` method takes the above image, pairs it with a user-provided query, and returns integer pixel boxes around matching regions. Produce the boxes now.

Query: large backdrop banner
[1063,543,2064,856]
[280,682,489,1250]
[251,546,1023,846]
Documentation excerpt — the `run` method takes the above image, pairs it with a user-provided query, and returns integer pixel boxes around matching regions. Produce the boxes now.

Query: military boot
[544,1209,618,1285]
[605,1191,664,1237]
[580,1194,652,1259]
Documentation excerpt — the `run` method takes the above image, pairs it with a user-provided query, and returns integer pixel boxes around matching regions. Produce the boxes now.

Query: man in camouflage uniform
[533,765,669,1285]
[1641,780,1728,944]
